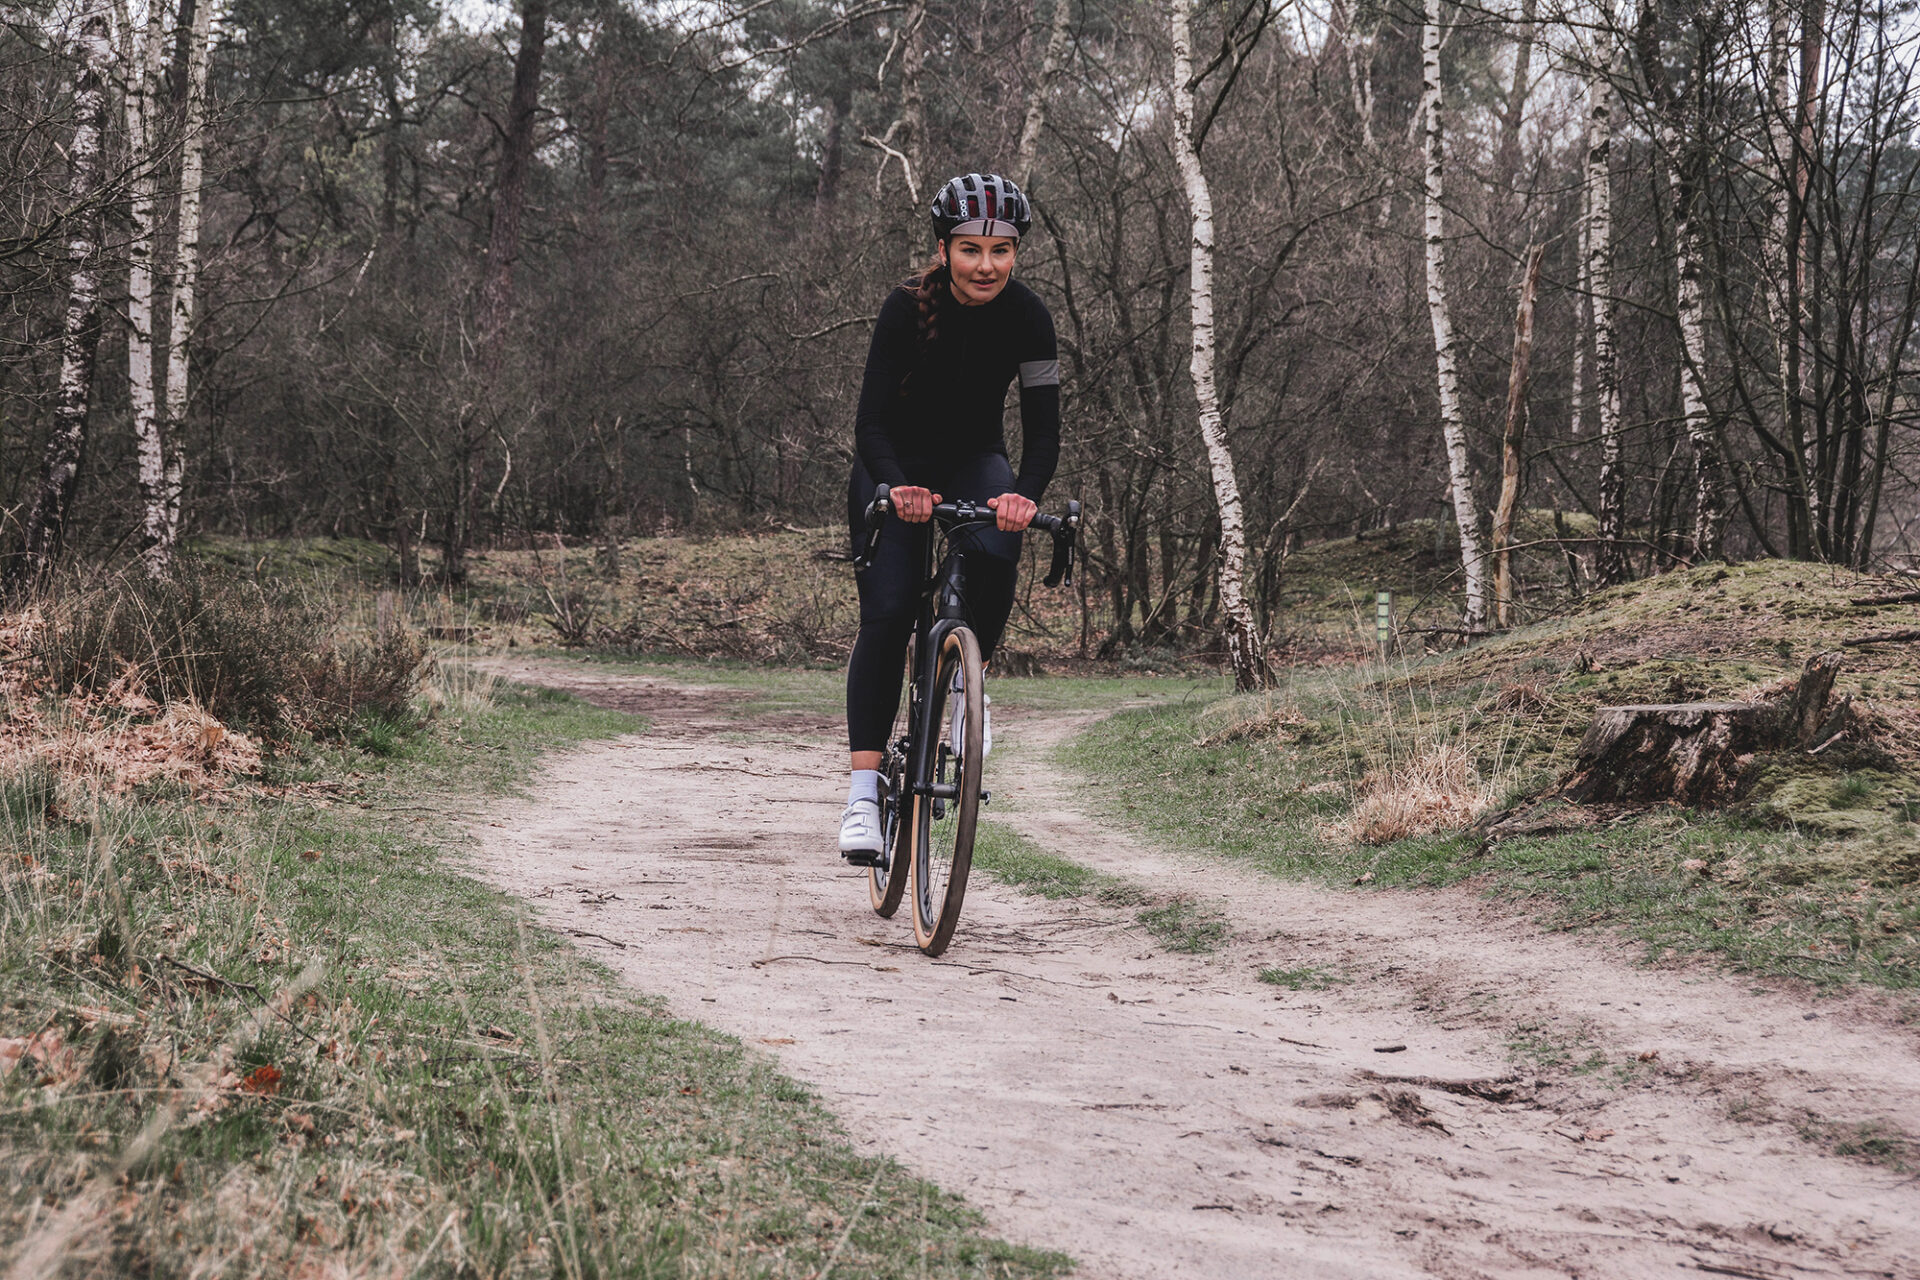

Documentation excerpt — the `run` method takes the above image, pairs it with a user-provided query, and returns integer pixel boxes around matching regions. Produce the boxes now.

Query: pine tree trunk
[154,0,215,575]
[1492,243,1544,629]
[1422,0,1488,632]
[1170,0,1266,691]
[9,5,114,594]
[1014,0,1072,190]
[447,0,548,585]
[1588,63,1628,587]
[125,0,167,576]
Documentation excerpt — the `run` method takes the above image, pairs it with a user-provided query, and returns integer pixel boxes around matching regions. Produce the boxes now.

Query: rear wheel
[868,638,914,917]
[908,626,983,956]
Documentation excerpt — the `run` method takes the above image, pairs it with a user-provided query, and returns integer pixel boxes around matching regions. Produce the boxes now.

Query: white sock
[847,769,881,806]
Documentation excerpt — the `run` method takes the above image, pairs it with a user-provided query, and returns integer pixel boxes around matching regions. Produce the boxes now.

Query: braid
[899,251,950,397]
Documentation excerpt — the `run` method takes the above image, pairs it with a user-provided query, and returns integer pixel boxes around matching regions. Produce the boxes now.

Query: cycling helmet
[930,172,1031,240]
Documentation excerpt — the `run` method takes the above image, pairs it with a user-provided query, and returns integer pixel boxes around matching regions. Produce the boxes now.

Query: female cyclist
[839,172,1061,861]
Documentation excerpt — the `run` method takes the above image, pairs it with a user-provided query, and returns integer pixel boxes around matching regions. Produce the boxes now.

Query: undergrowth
[30,564,427,739]
[2,604,1066,1277]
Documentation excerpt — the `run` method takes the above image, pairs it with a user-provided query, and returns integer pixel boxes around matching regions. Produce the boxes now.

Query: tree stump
[1561,703,1777,805]
[1559,651,1847,807]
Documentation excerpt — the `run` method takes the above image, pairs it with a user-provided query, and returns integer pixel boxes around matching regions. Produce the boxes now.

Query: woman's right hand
[891,485,940,523]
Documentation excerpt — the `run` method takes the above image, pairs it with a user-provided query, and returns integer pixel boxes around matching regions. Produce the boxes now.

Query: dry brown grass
[1338,738,1504,845]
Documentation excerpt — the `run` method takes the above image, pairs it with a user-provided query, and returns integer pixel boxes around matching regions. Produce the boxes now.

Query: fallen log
[1842,629,1920,647]
[1850,589,1920,606]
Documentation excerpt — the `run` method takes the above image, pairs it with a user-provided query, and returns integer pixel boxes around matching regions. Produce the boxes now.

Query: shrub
[31,565,428,739]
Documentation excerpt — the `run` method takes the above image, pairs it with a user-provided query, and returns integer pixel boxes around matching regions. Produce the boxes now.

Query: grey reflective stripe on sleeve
[1019,359,1060,388]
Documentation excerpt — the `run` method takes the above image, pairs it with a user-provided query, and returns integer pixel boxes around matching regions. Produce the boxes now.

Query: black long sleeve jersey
[853,277,1061,502]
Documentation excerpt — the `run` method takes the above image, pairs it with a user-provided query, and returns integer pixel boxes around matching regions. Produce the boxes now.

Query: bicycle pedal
[979,790,991,805]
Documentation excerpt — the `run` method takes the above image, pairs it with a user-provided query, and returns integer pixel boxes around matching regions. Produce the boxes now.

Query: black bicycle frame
[855,484,1079,806]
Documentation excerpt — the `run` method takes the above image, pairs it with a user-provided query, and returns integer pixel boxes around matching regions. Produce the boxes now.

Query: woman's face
[942,235,1017,305]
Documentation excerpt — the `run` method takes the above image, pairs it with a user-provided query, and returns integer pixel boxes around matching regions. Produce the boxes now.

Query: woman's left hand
[987,492,1037,532]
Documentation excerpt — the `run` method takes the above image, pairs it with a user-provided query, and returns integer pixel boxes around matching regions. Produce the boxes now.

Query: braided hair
[899,249,952,396]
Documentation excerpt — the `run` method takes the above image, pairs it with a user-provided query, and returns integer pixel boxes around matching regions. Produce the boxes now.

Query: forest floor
[470,655,1920,1280]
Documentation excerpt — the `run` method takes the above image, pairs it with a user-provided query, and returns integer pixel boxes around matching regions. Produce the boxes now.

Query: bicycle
[852,484,1080,957]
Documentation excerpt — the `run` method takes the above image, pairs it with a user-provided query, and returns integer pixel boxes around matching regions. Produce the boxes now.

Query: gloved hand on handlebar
[987,492,1037,532]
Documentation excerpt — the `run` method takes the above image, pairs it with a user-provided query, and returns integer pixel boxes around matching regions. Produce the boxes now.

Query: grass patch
[1813,1119,1914,1171]
[1136,898,1230,954]
[971,821,1224,952]
[1,669,1068,1277]
[1257,965,1343,990]
[1063,561,1920,989]
[972,822,1105,899]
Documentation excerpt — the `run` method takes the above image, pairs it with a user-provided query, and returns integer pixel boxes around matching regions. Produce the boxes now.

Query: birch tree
[9,4,114,594]
[1634,0,1724,563]
[1587,60,1629,586]
[121,0,167,576]
[152,0,215,574]
[1170,0,1266,690]
[1422,0,1489,631]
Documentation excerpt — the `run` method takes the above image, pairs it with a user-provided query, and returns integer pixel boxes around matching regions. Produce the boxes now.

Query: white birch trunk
[1588,63,1628,586]
[12,5,114,590]
[1764,0,1794,376]
[1568,175,1588,438]
[122,0,167,575]
[154,0,216,572]
[1636,0,1724,562]
[1762,0,1813,550]
[1422,0,1488,632]
[1654,129,1724,563]
[1013,0,1072,190]
[1170,0,1265,691]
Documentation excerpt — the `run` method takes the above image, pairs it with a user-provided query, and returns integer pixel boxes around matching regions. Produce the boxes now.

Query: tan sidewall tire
[910,626,983,956]
[869,766,909,916]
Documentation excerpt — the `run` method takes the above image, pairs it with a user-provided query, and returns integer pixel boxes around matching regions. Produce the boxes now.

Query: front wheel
[908,626,983,956]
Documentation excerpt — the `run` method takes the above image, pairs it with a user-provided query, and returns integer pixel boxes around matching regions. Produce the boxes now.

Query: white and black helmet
[930,172,1032,241]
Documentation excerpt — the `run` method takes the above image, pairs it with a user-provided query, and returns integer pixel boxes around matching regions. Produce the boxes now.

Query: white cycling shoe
[839,798,884,864]
[949,682,991,759]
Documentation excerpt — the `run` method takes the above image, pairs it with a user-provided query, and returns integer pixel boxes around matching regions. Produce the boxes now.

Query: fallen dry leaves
[2,612,264,799]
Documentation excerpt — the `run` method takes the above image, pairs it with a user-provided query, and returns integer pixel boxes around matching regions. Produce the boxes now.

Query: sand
[470,660,1920,1279]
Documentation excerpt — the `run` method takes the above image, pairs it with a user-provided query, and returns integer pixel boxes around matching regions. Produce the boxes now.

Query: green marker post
[1375,590,1393,663]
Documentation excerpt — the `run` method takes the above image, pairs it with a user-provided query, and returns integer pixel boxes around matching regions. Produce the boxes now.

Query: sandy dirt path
[470,660,1920,1279]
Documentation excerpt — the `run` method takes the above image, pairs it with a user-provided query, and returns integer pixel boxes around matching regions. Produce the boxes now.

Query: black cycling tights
[846,453,1022,755]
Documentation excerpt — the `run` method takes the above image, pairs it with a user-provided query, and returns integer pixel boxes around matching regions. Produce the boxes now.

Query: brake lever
[853,484,891,571]
[1042,501,1080,588]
